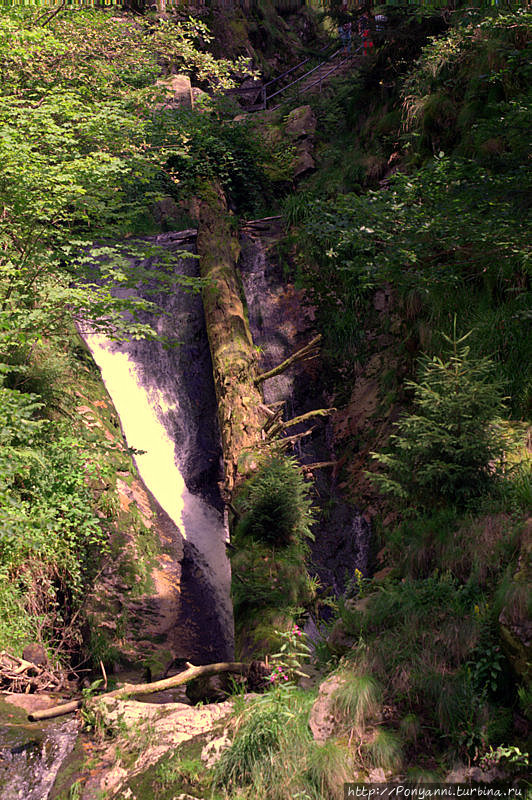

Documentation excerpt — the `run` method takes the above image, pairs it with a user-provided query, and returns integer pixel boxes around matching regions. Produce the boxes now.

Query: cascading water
[0,231,233,800]
[80,231,233,660]
[0,704,78,800]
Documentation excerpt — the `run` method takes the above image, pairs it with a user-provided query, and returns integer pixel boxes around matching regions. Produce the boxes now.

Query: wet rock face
[238,226,371,600]
[0,696,79,800]
[82,231,233,671]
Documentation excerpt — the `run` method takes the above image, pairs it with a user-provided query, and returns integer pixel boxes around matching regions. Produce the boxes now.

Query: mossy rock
[498,518,532,683]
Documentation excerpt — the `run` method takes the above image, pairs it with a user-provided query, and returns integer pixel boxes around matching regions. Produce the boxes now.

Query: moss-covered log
[195,183,267,495]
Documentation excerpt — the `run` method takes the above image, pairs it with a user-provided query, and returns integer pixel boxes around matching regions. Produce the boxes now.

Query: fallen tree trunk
[28,661,248,722]
[195,183,267,495]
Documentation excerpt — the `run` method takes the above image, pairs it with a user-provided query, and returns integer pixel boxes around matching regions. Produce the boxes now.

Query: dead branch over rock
[255,335,322,385]
[281,407,336,431]
[28,661,250,722]
[266,407,336,440]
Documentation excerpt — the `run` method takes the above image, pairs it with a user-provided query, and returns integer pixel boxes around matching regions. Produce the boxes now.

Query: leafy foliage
[0,375,108,654]
[294,9,531,415]
[0,7,248,658]
[296,156,531,410]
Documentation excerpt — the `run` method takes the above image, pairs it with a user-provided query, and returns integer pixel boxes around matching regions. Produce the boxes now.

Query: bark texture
[195,183,267,495]
[28,661,248,721]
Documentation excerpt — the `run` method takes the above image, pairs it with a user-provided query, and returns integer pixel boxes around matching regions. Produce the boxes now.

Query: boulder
[155,74,192,107]
[285,105,317,140]
[186,673,230,704]
[191,86,209,108]
[447,766,506,783]
[292,141,315,177]
[201,731,231,768]
[308,673,343,742]
[326,619,357,657]
[22,642,47,666]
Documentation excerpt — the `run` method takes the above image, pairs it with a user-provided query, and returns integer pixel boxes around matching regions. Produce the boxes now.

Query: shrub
[370,329,508,509]
[235,455,314,548]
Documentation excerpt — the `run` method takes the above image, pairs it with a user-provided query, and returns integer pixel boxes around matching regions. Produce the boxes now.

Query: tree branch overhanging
[255,335,322,385]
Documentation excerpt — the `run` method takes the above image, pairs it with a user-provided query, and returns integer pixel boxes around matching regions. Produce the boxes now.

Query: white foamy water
[82,330,232,636]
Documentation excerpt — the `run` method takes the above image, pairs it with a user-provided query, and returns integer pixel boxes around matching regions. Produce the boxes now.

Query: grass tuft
[332,671,382,732]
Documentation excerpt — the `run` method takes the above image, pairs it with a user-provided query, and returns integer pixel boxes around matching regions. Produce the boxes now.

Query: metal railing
[265,48,341,105]
[226,42,346,112]
[269,44,362,110]
[226,36,364,113]
[262,41,334,93]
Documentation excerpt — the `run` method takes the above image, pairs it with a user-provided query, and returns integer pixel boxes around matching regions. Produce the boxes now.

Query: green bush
[370,330,508,509]
[0,376,108,656]
[235,455,314,548]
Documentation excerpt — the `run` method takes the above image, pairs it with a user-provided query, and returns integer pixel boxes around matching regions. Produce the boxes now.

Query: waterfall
[80,231,233,660]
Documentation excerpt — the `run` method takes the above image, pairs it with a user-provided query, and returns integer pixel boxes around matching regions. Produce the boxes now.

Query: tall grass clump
[366,728,403,772]
[214,681,352,800]
[332,671,382,732]
[303,739,351,800]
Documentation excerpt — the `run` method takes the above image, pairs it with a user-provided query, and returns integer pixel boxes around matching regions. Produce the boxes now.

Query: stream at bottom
[0,698,78,800]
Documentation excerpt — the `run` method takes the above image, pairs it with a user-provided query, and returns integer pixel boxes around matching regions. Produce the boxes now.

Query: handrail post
[261,85,267,110]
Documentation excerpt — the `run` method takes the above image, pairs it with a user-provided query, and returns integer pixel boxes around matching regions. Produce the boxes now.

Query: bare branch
[281,407,336,431]
[37,2,66,28]
[28,661,249,722]
[255,335,321,385]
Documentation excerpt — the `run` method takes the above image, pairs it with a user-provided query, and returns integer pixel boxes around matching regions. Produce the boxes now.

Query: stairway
[297,53,357,94]
[264,45,362,111]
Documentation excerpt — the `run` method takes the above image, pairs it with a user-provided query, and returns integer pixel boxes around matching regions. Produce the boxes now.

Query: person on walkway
[358,11,374,57]
[338,21,352,56]
[375,12,388,37]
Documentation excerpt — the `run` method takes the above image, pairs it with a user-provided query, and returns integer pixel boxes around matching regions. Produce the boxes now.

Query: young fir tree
[371,329,507,509]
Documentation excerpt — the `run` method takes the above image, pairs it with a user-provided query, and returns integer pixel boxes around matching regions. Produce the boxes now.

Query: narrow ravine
[239,222,371,595]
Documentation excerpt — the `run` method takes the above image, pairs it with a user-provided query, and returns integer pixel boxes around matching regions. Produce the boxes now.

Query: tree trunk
[195,183,267,495]
[28,661,248,722]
